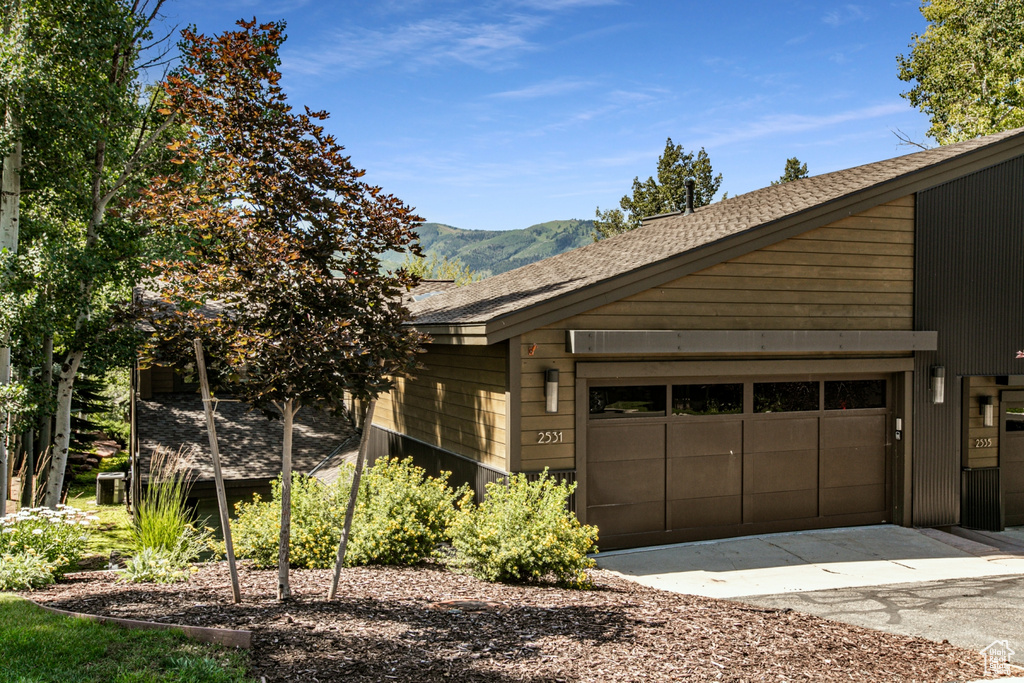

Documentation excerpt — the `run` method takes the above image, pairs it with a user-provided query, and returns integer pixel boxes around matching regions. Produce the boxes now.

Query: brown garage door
[1002,400,1024,527]
[587,377,891,549]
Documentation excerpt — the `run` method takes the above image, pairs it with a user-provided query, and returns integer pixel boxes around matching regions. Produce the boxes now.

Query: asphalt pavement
[743,574,1024,665]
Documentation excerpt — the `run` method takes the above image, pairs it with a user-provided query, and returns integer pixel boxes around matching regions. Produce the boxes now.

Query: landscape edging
[25,598,252,649]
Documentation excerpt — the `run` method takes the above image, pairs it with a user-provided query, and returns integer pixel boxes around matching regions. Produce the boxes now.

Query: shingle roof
[409,128,1024,334]
[136,394,354,483]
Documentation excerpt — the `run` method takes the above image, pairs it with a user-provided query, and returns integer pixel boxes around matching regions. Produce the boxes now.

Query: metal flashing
[566,330,938,355]
[576,357,915,379]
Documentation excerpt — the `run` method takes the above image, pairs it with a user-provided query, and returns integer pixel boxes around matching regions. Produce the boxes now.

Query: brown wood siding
[518,196,915,472]
[150,366,175,394]
[568,198,915,332]
[964,377,1000,469]
[373,343,507,470]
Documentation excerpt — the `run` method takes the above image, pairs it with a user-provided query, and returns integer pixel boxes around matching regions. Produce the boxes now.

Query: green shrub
[133,448,211,565]
[0,551,57,590]
[230,492,279,569]
[449,470,598,587]
[0,505,93,577]
[121,547,190,584]
[232,458,463,569]
[232,472,350,569]
[346,457,465,567]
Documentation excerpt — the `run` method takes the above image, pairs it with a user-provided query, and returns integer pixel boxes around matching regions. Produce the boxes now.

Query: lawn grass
[63,457,136,567]
[0,594,255,683]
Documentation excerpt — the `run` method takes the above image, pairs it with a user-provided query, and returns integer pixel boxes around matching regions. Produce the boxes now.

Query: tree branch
[891,128,931,150]
[99,111,177,212]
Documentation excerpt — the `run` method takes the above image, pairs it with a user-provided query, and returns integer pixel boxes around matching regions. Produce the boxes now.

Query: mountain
[382,219,596,278]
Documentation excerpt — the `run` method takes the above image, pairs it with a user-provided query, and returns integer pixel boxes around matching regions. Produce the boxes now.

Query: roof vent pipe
[683,178,695,215]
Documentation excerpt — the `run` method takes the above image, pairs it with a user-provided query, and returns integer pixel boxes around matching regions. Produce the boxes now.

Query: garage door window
[589,385,666,418]
[824,379,886,410]
[1007,407,1024,432]
[754,381,819,413]
[672,383,743,415]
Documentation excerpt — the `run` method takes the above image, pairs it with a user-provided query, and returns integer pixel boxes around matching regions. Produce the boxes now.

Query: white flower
[48,517,61,524]
[87,515,100,522]
[79,520,90,526]
[32,528,43,535]
[1,528,14,534]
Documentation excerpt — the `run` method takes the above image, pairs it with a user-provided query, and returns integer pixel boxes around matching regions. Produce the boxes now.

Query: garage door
[1002,399,1024,527]
[586,377,891,548]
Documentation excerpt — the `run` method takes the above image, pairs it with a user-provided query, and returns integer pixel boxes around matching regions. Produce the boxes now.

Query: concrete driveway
[595,525,1024,599]
[595,525,1024,667]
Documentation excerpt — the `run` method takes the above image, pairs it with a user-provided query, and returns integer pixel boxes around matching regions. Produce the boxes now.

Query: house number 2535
[537,431,563,444]
[975,438,993,448]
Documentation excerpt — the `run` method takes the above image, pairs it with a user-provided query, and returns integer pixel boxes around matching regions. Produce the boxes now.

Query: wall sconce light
[981,395,995,428]
[545,369,559,413]
[930,366,945,404]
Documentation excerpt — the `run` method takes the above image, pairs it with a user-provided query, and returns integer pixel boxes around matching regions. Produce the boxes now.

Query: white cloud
[284,14,544,75]
[513,0,620,8]
[785,32,813,46]
[823,4,871,27]
[698,102,910,148]
[198,0,314,12]
[489,78,593,99]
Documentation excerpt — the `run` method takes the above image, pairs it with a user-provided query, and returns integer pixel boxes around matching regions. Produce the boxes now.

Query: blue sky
[172,0,932,231]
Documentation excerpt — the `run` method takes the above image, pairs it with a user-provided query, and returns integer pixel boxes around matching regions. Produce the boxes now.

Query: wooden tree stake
[277,398,295,600]
[193,339,241,604]
[328,399,376,600]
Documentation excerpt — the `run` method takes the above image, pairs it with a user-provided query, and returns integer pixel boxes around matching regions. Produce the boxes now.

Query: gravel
[21,561,990,682]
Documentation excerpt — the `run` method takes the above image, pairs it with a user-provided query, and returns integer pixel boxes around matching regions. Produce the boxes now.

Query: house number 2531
[537,431,563,444]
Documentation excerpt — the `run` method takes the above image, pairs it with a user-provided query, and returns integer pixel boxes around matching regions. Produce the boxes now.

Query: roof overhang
[566,330,938,355]
[413,324,490,345]
[414,130,1024,346]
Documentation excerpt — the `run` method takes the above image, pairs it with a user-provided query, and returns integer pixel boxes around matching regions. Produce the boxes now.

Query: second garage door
[586,377,891,549]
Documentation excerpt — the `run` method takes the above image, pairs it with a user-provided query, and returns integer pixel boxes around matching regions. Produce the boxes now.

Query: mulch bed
[21,562,990,682]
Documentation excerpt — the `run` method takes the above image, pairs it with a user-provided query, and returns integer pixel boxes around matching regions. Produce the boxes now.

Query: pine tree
[594,138,722,240]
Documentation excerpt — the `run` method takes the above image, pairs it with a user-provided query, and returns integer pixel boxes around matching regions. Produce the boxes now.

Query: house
[130,364,357,508]
[366,127,1024,550]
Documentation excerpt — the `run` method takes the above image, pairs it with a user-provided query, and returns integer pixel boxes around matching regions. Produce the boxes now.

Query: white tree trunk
[0,139,20,248]
[0,347,8,517]
[37,334,52,458]
[277,399,295,600]
[0,135,20,518]
[43,350,83,508]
